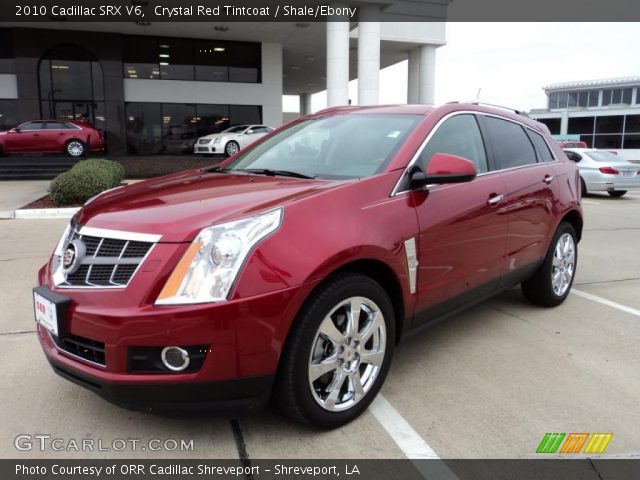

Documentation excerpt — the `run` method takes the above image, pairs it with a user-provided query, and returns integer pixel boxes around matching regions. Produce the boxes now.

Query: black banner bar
[3,459,640,480]
[1,0,640,22]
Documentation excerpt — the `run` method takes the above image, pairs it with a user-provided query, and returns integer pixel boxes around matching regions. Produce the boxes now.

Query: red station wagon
[34,103,583,428]
[0,120,104,157]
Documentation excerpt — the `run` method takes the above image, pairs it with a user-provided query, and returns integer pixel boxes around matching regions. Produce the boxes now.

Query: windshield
[587,150,624,162]
[225,114,421,180]
[224,126,248,134]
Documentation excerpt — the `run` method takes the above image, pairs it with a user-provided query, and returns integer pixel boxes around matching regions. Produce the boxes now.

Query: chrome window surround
[404,238,418,294]
[390,110,560,197]
[52,223,162,290]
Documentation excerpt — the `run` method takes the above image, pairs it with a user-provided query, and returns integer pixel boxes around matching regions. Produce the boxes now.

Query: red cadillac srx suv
[34,103,583,428]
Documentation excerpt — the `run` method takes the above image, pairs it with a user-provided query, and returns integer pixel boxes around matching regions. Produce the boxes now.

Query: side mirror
[246,130,254,135]
[410,153,477,189]
[566,152,581,162]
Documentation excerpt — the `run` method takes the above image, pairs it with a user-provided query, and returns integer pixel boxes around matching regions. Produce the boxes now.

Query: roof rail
[447,101,529,117]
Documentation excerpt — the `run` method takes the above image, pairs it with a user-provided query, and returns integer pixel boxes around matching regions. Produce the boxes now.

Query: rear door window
[482,116,538,170]
[418,114,488,173]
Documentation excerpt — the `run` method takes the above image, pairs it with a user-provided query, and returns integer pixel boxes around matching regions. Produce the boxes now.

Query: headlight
[155,208,283,305]
[213,137,222,144]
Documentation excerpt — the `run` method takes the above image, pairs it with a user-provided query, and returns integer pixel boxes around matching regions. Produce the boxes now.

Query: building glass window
[0,29,14,74]
[195,104,230,136]
[577,91,589,108]
[593,135,622,149]
[123,36,261,84]
[39,45,105,127]
[588,90,599,107]
[537,118,561,135]
[601,89,612,106]
[126,102,262,155]
[195,41,229,82]
[0,99,18,130]
[567,92,578,108]
[162,103,197,153]
[623,134,640,149]
[126,103,163,155]
[548,92,558,109]
[625,115,640,133]
[568,117,595,135]
[159,38,194,80]
[595,115,624,134]
[579,135,594,148]
[622,88,633,105]
[230,105,262,126]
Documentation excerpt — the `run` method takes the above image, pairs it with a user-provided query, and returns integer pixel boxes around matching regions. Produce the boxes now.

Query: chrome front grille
[52,222,161,289]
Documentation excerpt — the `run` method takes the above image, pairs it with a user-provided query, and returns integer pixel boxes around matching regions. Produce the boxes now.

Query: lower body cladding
[35,281,317,414]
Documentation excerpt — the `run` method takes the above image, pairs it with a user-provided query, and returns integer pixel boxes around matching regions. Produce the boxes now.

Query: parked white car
[564,148,640,198]
[194,125,274,157]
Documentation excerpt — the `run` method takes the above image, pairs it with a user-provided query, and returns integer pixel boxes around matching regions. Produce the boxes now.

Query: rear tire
[580,178,587,197]
[522,222,577,307]
[273,272,395,429]
[65,140,86,158]
[608,190,627,198]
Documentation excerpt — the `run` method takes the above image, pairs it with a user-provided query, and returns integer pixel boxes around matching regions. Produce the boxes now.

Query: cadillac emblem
[62,239,86,275]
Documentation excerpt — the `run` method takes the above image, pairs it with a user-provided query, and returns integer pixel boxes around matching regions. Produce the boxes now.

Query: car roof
[310,103,547,134]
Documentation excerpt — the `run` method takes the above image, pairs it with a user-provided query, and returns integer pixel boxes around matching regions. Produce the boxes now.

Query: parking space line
[370,395,460,479]
[582,200,600,205]
[370,394,440,459]
[572,289,640,318]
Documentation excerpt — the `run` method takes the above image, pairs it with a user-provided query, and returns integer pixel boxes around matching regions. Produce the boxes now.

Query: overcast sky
[284,22,640,113]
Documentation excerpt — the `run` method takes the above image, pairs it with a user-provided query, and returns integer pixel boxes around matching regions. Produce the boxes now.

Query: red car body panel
[35,103,582,412]
[0,120,104,155]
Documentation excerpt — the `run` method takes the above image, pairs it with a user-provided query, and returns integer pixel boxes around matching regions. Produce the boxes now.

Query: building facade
[0,3,448,156]
[530,77,640,159]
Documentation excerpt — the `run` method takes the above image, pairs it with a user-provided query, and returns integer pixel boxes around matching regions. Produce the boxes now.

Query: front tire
[274,273,395,429]
[608,190,627,198]
[224,141,239,157]
[66,140,86,158]
[521,222,577,307]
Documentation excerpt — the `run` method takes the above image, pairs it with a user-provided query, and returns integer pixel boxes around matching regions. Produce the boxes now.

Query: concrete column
[560,109,569,135]
[357,5,380,105]
[418,45,437,104]
[300,93,312,115]
[326,8,350,107]
[407,48,420,104]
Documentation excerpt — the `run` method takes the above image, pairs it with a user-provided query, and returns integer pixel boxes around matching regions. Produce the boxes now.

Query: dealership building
[530,77,640,159]
[0,3,447,156]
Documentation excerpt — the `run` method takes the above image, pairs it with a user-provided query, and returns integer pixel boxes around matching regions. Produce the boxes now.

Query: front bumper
[194,143,218,154]
[41,328,272,413]
[36,277,317,413]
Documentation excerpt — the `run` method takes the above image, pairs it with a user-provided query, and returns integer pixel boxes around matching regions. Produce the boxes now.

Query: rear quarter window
[526,130,555,162]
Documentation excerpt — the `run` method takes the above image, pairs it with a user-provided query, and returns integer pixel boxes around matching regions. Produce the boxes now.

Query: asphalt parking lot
[1,192,639,460]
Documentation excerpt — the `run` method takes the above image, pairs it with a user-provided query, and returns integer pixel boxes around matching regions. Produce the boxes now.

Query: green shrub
[49,158,124,206]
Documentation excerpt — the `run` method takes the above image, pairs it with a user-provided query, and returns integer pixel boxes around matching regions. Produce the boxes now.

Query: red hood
[76,169,342,242]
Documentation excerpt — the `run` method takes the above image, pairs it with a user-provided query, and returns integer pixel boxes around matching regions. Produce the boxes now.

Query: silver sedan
[564,148,640,198]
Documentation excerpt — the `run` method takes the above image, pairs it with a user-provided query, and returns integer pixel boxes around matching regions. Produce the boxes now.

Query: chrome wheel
[225,142,239,156]
[67,141,84,157]
[308,296,386,412]
[551,233,575,296]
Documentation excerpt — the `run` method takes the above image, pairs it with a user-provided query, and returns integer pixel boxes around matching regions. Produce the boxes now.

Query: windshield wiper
[205,166,228,173]
[231,168,316,179]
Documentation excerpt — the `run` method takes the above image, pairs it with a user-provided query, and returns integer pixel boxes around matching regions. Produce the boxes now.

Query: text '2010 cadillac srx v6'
[34,103,583,428]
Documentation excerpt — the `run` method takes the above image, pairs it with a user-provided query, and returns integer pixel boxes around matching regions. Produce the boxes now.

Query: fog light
[161,346,190,372]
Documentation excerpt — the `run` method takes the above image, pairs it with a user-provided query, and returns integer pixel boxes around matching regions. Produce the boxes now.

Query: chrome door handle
[543,175,555,184]
[487,194,504,206]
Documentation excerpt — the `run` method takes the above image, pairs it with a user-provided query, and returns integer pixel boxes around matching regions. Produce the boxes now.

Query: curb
[13,207,79,219]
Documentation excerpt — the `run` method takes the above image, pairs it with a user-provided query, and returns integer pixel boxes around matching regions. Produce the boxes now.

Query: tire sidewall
[66,140,86,158]
[289,275,395,428]
[542,223,578,305]
[225,141,239,157]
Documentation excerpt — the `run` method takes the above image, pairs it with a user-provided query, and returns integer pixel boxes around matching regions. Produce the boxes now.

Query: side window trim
[390,110,558,197]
